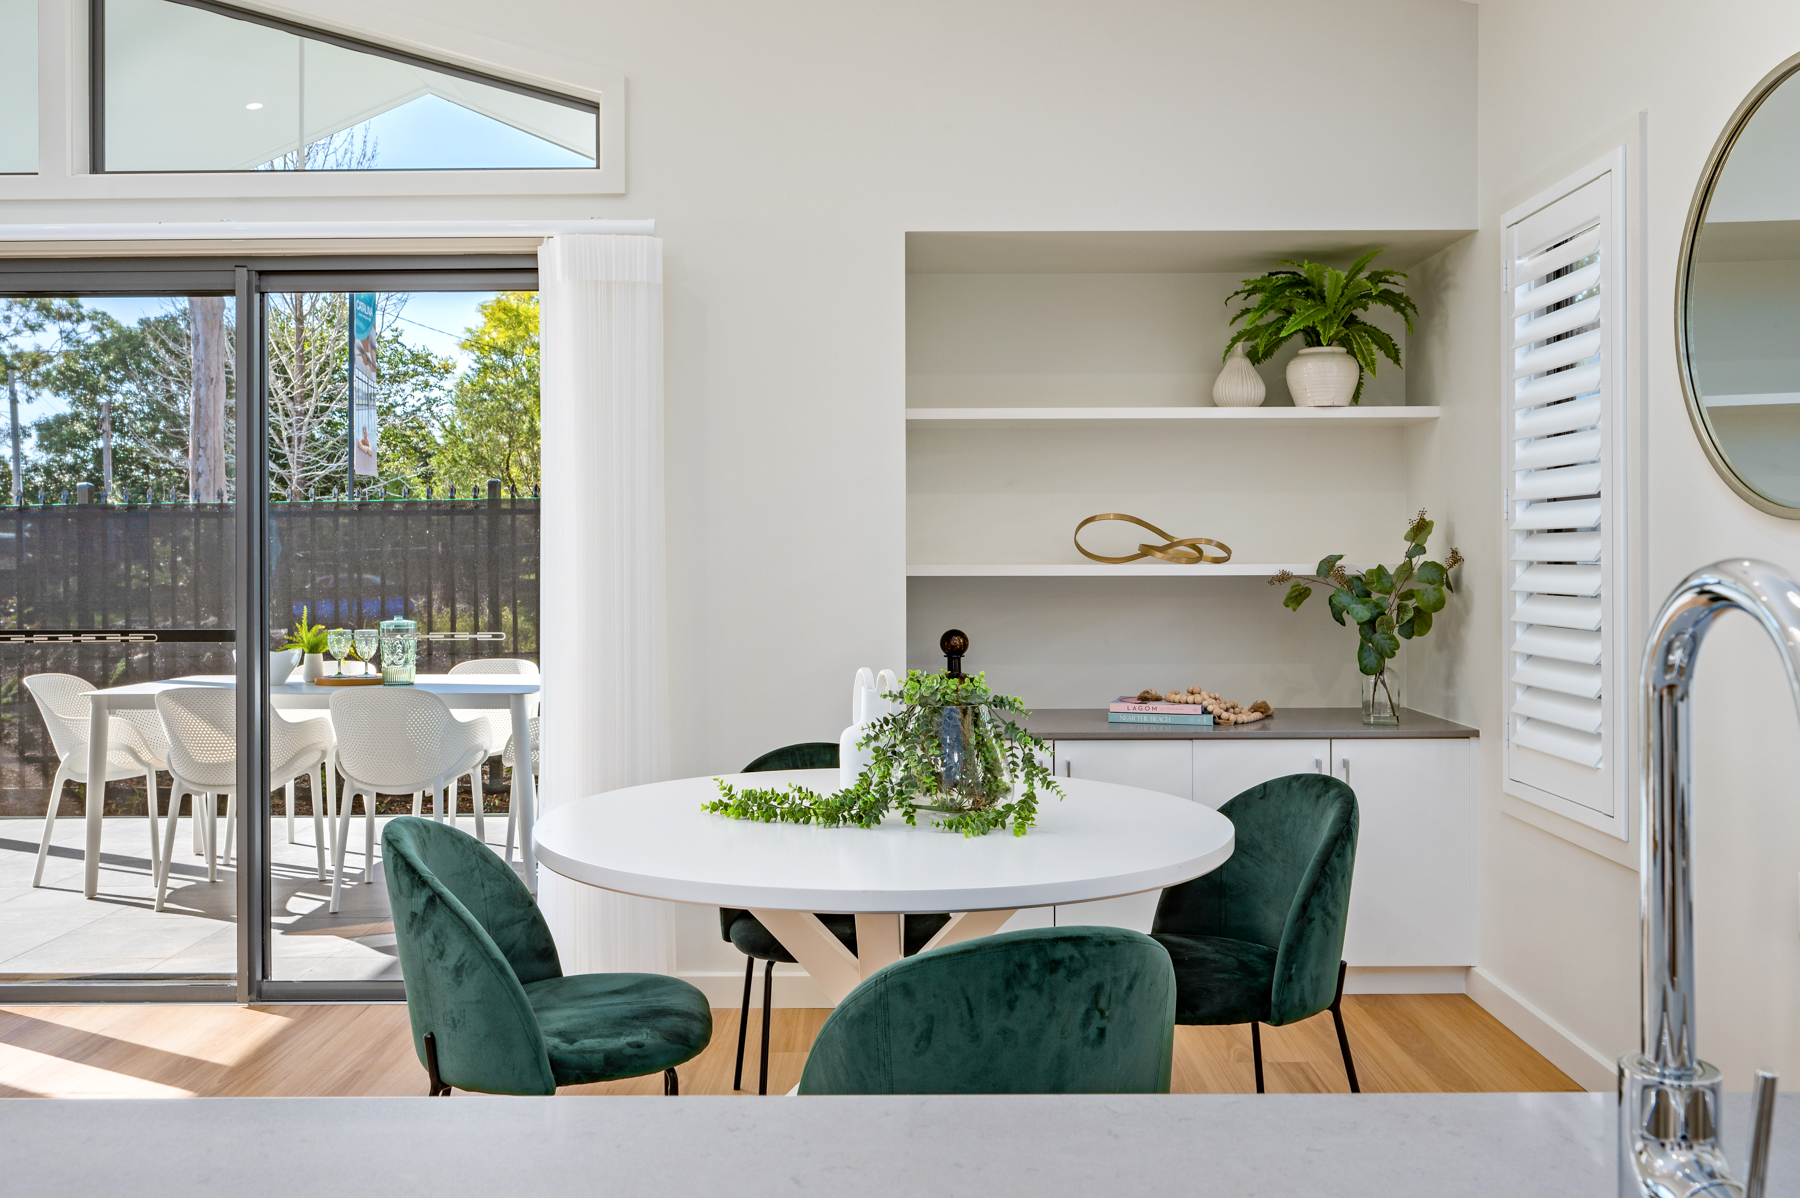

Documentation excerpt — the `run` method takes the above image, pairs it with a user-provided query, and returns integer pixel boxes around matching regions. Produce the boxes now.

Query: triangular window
[94,0,598,172]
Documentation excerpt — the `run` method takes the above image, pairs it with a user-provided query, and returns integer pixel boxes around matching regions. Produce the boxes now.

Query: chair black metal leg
[423,1031,452,1097]
[1330,959,1360,1093]
[758,958,774,1096]
[733,955,754,1090]
[1250,1021,1265,1093]
[664,1067,679,1096]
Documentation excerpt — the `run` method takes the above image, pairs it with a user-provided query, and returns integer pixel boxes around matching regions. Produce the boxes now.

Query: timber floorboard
[0,995,1579,1098]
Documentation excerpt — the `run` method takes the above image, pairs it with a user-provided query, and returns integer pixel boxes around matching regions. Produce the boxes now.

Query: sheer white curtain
[535,234,675,974]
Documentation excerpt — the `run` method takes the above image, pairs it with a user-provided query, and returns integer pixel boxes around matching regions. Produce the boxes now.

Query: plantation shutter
[1503,161,1627,834]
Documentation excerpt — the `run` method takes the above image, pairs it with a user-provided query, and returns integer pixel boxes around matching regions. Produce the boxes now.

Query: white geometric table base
[750,906,1021,1005]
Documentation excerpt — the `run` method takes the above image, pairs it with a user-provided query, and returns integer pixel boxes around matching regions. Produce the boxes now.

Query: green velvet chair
[797,925,1176,1094]
[1149,771,1360,1093]
[717,741,948,1093]
[383,816,712,1096]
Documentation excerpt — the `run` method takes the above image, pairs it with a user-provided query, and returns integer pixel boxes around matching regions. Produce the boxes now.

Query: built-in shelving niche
[903,228,1469,710]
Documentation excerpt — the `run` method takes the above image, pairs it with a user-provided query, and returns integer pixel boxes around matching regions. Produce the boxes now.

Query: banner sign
[350,292,379,478]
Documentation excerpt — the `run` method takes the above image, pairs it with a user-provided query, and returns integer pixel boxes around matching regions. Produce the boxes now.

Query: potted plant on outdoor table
[1225,251,1417,407]
[1271,511,1464,725]
[282,606,331,683]
[705,670,1061,837]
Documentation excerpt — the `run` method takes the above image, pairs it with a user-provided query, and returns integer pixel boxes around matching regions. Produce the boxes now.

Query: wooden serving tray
[314,675,385,687]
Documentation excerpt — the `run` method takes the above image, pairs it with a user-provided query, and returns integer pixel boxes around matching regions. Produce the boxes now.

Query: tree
[431,292,540,492]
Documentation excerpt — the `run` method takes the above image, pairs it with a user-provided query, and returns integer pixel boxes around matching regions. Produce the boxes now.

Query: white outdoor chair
[24,673,169,890]
[500,715,540,863]
[275,708,335,869]
[328,688,488,913]
[153,688,334,912]
[445,658,539,842]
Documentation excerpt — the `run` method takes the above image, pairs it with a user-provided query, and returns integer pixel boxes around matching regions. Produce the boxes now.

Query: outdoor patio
[0,804,518,981]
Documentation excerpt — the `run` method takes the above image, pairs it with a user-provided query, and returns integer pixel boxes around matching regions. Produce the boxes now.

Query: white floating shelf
[908,563,1326,578]
[905,405,1440,424]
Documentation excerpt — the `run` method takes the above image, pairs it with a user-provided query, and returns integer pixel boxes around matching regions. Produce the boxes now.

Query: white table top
[534,769,1234,913]
[86,673,539,708]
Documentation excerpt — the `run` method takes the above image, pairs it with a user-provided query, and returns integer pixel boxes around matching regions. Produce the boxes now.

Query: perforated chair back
[798,926,1177,1095]
[26,673,164,775]
[155,687,239,790]
[447,658,540,751]
[501,716,539,773]
[330,687,488,793]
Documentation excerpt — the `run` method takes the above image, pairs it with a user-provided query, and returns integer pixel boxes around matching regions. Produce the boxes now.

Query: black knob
[940,628,968,678]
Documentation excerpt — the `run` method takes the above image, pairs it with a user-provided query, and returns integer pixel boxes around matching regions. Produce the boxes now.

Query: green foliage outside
[704,670,1062,838]
[0,288,540,502]
[1225,251,1418,405]
[1270,511,1466,713]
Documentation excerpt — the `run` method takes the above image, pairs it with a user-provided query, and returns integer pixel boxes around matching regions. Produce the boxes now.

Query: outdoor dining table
[533,768,1235,1004]
[80,673,542,899]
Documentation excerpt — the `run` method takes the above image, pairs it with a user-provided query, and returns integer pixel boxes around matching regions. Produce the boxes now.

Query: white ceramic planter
[1211,342,1266,407]
[1286,345,1360,407]
[301,652,326,683]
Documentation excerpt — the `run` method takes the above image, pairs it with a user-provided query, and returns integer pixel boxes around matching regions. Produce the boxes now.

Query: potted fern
[1225,251,1417,407]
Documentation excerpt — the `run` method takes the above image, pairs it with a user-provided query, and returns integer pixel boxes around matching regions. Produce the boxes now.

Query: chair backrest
[721,741,843,941]
[155,688,238,788]
[1151,772,1358,1026]
[330,687,486,791]
[797,926,1176,1095]
[24,672,160,766]
[447,658,539,677]
[382,816,562,1095]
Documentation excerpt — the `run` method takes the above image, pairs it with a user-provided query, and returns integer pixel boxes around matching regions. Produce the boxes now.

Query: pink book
[1110,696,1212,715]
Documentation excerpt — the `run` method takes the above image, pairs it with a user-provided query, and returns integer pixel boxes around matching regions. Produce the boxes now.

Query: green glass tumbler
[379,618,418,685]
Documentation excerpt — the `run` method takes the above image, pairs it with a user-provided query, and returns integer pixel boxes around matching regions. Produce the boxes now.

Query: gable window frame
[88,0,602,176]
[0,0,624,201]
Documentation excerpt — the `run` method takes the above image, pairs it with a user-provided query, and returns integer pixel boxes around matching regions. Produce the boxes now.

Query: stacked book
[1108,697,1213,726]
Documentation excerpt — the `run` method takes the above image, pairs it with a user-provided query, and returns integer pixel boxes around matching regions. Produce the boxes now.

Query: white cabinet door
[1052,738,1192,799]
[1049,739,1190,931]
[1332,738,1476,967]
[1191,739,1330,809]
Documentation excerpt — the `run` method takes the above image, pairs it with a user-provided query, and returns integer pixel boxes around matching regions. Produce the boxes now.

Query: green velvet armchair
[1150,771,1360,1093]
[718,741,949,1094]
[383,816,713,1096]
[797,925,1176,1095]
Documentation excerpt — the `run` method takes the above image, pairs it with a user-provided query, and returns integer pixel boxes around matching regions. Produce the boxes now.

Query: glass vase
[1362,667,1400,726]
[379,618,418,685]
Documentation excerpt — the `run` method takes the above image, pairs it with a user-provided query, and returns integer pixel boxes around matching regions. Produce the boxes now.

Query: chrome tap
[1623,559,1787,1197]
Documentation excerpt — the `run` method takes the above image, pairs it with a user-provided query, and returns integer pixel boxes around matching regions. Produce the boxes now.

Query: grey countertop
[4,1091,1792,1197]
[1024,705,1479,740]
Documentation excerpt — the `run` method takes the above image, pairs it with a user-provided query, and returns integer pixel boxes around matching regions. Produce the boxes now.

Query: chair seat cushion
[523,972,713,1086]
[726,912,953,963]
[1151,933,1277,1026]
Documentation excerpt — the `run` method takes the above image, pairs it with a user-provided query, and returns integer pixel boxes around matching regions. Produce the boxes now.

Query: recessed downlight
[245,102,263,110]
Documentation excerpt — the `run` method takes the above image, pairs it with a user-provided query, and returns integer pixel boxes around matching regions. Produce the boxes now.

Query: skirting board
[1466,966,1617,1092]
[684,965,1468,1010]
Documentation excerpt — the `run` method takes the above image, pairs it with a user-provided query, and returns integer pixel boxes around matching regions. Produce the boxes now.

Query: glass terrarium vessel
[379,618,418,685]
[1362,666,1400,726]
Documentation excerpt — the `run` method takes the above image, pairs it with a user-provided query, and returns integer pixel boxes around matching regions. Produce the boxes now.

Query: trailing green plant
[1270,511,1464,716]
[704,670,1062,837]
[1224,251,1418,404]
[281,605,329,655]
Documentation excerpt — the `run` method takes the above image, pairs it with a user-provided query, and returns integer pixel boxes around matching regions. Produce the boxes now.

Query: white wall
[0,0,1478,998]
[1444,0,1800,1090]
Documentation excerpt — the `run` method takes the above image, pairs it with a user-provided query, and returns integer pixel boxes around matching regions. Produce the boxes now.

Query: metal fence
[0,493,539,816]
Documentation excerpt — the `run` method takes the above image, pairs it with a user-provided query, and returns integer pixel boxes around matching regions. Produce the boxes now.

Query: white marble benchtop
[6,1091,1796,1197]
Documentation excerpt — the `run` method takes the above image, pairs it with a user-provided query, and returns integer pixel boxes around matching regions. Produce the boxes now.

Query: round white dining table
[534,769,1235,1004]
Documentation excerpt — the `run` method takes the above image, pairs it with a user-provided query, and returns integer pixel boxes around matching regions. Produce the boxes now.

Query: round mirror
[1679,53,1800,517]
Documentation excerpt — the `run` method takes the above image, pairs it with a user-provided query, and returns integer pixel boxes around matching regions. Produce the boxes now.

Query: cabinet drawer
[1191,739,1329,808]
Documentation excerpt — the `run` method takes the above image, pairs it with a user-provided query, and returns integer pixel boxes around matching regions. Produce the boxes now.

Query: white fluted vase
[1211,342,1266,408]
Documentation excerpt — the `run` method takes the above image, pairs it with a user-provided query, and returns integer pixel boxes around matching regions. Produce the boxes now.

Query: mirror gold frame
[1676,50,1800,519]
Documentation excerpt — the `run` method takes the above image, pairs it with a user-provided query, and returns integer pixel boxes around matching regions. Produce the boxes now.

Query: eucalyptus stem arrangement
[704,670,1062,837]
[1271,511,1464,724]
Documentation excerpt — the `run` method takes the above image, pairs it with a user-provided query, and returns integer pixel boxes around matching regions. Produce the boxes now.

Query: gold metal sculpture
[1073,513,1232,565]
